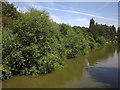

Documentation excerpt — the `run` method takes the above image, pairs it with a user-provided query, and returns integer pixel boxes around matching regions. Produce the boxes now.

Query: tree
[2,1,19,28]
[89,18,95,28]
[89,18,95,32]
[88,18,98,39]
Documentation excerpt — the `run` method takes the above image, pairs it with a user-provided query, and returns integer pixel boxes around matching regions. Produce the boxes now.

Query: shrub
[95,36,106,46]
[2,9,64,80]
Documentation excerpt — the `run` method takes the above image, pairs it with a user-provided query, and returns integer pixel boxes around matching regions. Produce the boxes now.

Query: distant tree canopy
[88,18,116,41]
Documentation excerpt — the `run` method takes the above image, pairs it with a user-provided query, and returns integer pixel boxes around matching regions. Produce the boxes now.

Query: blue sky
[8,0,118,28]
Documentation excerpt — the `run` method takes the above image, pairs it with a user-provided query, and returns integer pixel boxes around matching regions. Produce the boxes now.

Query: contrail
[31,4,117,22]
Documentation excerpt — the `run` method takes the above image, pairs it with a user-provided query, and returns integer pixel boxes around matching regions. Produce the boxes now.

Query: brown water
[2,44,119,88]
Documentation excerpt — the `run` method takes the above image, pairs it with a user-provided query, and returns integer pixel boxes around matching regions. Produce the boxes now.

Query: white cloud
[74,18,89,27]
[50,15,63,24]
[29,4,43,10]
[17,7,28,13]
[50,15,90,27]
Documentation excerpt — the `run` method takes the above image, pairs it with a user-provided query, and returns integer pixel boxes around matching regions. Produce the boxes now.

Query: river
[2,44,119,88]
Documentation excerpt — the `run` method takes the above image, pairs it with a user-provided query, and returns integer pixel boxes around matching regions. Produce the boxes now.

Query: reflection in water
[81,44,119,88]
[86,67,118,88]
[86,45,116,67]
[2,44,119,88]
[85,59,90,67]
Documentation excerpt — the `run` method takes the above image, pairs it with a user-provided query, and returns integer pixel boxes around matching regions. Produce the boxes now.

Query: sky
[8,0,118,28]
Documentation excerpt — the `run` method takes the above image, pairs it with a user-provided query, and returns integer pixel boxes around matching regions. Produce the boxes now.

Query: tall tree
[89,18,95,32]
[89,18,95,28]
[89,18,97,38]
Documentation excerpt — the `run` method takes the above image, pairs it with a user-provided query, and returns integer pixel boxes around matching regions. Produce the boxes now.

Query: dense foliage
[89,18,116,42]
[2,2,117,80]
[2,8,64,80]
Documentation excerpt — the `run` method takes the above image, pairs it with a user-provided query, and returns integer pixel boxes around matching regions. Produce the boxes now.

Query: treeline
[89,18,117,43]
[1,2,118,80]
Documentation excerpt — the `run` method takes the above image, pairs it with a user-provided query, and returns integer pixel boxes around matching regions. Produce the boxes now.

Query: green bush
[59,24,91,58]
[2,9,64,80]
[95,36,106,46]
[87,35,97,49]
